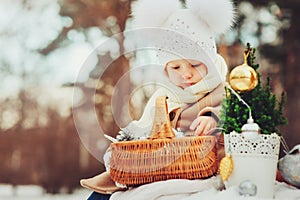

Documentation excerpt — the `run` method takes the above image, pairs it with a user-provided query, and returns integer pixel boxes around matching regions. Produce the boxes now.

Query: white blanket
[110,177,300,200]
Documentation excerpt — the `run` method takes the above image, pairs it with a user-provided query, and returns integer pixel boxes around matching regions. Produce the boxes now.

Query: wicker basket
[109,96,218,186]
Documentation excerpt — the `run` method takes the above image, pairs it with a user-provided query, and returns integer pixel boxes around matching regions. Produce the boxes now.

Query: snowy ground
[1,182,300,200]
[0,184,91,200]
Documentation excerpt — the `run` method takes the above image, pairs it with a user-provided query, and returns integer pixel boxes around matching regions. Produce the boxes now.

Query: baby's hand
[190,116,217,136]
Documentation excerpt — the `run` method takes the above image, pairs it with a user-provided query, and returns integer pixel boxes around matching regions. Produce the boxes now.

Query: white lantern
[224,132,280,198]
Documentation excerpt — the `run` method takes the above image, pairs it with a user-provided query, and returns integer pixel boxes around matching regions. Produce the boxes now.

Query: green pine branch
[219,43,288,135]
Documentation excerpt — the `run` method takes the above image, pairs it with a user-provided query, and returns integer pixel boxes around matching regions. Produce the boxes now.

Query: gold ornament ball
[229,63,258,92]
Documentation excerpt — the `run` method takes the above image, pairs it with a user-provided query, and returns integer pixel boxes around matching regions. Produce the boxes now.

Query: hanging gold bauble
[220,154,234,182]
[229,51,258,92]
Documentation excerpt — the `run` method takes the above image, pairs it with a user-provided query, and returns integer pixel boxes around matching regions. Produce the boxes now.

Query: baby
[81,0,235,199]
[82,55,227,199]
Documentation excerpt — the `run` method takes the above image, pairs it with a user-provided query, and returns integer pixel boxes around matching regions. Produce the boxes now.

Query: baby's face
[165,59,208,89]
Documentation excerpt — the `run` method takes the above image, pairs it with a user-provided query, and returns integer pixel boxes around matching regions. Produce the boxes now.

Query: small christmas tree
[219,43,287,135]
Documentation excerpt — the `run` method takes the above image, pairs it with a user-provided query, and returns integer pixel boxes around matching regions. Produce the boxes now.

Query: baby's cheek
[197,64,208,77]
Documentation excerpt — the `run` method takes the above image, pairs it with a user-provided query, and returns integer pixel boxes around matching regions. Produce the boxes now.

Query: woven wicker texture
[109,96,218,186]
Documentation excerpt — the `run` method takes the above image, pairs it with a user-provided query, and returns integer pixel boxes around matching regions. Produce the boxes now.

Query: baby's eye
[191,64,201,68]
[172,66,180,69]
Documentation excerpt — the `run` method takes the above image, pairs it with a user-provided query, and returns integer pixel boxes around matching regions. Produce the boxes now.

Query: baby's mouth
[181,82,195,87]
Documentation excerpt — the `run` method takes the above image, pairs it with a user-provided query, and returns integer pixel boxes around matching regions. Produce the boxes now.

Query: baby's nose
[182,70,193,79]
[180,63,193,78]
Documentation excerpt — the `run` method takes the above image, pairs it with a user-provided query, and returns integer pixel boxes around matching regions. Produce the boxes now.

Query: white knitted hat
[131,0,236,80]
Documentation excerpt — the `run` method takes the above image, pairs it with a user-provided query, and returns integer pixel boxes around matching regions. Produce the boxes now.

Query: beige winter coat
[170,82,225,134]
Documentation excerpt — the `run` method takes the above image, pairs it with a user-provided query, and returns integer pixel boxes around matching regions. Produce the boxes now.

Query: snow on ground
[1,182,300,200]
[0,184,91,200]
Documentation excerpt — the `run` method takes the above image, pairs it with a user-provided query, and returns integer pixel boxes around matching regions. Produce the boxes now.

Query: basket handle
[148,96,175,139]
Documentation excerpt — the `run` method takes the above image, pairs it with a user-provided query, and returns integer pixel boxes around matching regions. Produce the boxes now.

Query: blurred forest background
[0,0,299,195]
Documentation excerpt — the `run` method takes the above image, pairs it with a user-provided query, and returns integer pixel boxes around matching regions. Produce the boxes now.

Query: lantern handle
[225,83,253,122]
